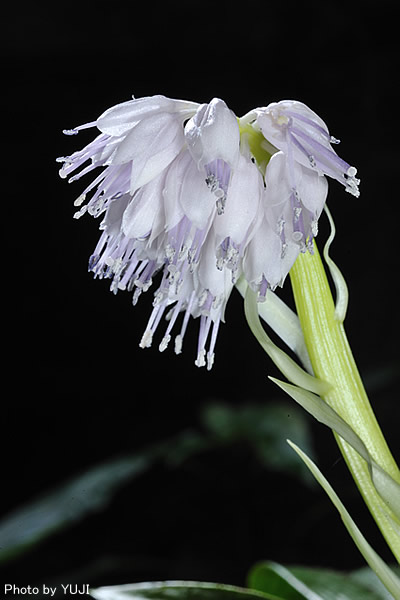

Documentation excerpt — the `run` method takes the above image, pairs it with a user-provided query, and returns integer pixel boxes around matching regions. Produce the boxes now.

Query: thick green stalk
[290,244,400,561]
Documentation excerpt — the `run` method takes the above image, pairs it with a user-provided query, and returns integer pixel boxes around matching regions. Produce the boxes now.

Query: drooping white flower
[185,98,240,215]
[242,151,328,296]
[254,100,360,197]
[265,150,329,252]
[59,94,359,368]
[59,94,199,218]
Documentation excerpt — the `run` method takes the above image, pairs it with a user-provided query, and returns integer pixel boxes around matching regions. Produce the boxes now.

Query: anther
[308,155,317,167]
[159,335,171,352]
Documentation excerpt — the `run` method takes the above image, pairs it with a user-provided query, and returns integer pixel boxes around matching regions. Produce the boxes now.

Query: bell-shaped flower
[241,150,328,296]
[58,94,199,219]
[213,153,264,278]
[255,100,360,197]
[185,97,240,169]
[265,150,328,253]
[185,98,240,215]
[96,94,198,137]
[163,151,216,232]
[193,229,235,369]
[242,215,299,297]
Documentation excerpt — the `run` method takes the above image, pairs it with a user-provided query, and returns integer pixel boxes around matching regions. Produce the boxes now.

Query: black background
[2,0,399,592]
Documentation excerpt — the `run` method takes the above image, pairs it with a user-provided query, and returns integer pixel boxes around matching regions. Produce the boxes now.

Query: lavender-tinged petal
[97,95,199,137]
[243,217,279,285]
[185,98,240,169]
[297,167,328,216]
[269,100,329,137]
[196,230,234,300]
[162,152,189,231]
[214,154,263,246]
[122,172,165,240]
[242,216,299,292]
[179,159,216,229]
[256,100,360,197]
[283,110,331,141]
[101,193,131,237]
[204,159,232,215]
[264,151,293,212]
[290,126,350,173]
[112,112,184,191]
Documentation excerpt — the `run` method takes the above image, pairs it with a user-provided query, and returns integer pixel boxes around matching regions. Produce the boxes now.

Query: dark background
[2,0,399,592]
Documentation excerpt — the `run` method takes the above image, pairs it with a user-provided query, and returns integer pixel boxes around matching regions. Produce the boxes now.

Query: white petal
[179,159,216,229]
[101,194,131,237]
[243,217,279,283]
[185,98,240,169]
[265,150,328,219]
[162,153,187,231]
[196,229,233,299]
[110,112,185,193]
[243,216,299,290]
[297,167,328,216]
[256,100,328,152]
[256,108,287,151]
[264,151,292,208]
[93,135,124,165]
[214,154,263,245]
[122,172,165,240]
[256,100,343,175]
[264,152,298,228]
[277,241,300,287]
[97,95,198,137]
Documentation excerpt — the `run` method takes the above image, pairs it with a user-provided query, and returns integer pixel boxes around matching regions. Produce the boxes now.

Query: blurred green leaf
[0,452,154,563]
[201,401,315,486]
[0,400,315,564]
[248,561,397,600]
[90,581,277,600]
[162,430,212,467]
[90,566,400,600]
[351,567,400,599]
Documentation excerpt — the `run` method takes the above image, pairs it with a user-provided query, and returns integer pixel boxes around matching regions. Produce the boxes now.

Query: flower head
[59,94,359,368]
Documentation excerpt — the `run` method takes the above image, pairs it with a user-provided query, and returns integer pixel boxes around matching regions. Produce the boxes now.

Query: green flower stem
[289,243,400,562]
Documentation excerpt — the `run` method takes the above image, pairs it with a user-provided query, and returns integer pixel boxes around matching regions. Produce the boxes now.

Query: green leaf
[248,561,397,600]
[248,562,314,600]
[0,401,315,564]
[90,581,279,600]
[322,204,349,323]
[351,566,400,599]
[201,401,316,485]
[235,276,313,374]
[243,285,330,396]
[270,378,400,523]
[286,441,400,599]
[0,452,154,563]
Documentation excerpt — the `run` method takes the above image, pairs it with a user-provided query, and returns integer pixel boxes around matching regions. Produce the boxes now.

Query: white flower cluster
[59,94,359,369]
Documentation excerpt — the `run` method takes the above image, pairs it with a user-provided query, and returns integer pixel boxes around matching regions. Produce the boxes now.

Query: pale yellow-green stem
[290,244,400,562]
